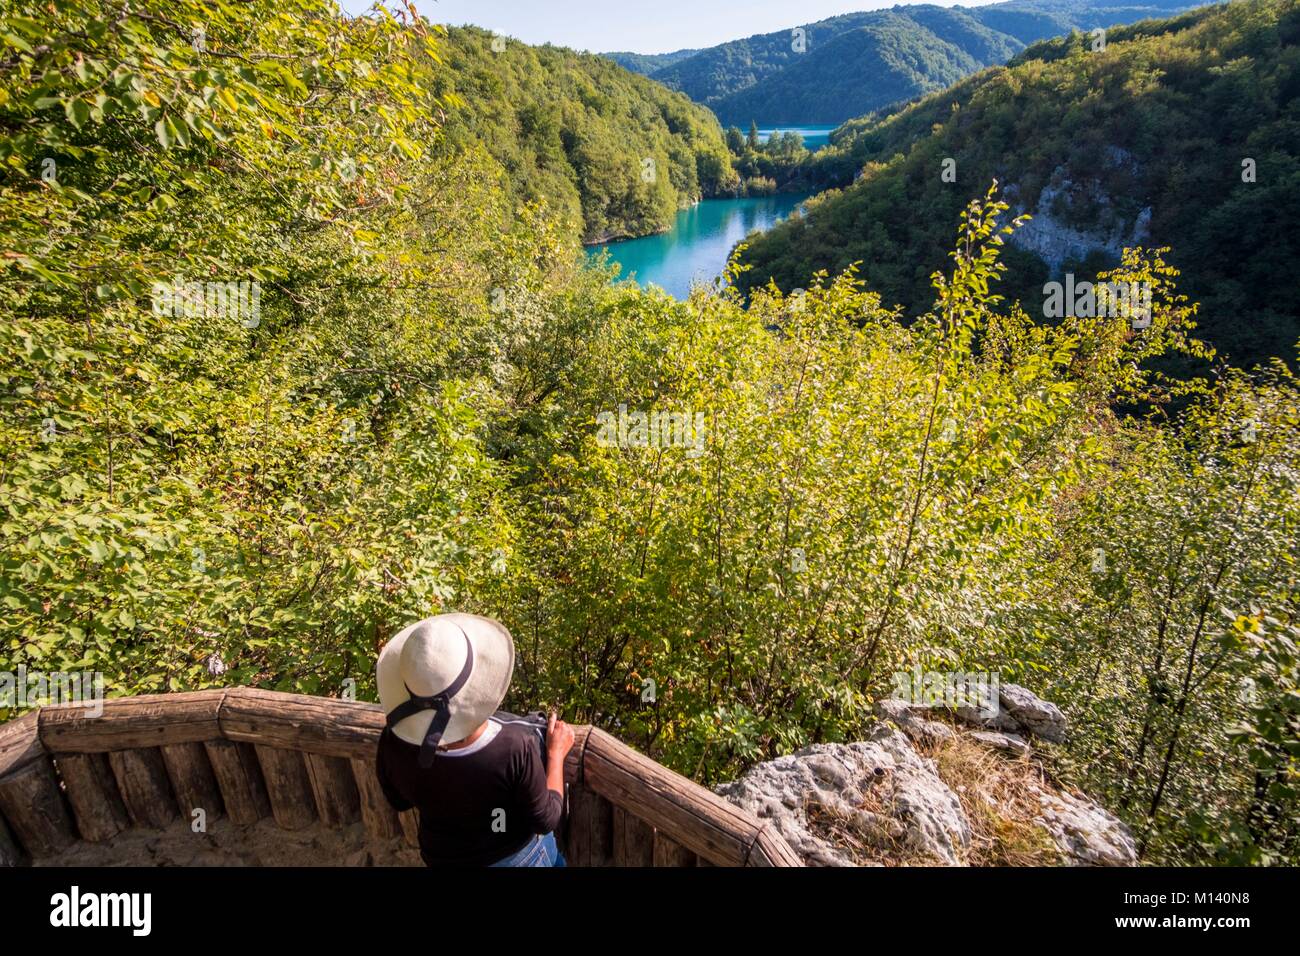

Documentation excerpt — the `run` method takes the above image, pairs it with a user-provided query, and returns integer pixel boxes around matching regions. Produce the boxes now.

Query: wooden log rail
[0,688,800,867]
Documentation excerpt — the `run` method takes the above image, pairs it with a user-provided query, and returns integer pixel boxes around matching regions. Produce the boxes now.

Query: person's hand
[546,710,575,759]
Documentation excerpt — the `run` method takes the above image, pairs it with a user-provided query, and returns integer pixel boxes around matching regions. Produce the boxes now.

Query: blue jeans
[489,831,565,867]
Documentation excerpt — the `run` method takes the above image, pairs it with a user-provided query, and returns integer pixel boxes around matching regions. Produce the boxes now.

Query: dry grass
[920,730,1062,866]
[805,723,1063,866]
[805,774,934,867]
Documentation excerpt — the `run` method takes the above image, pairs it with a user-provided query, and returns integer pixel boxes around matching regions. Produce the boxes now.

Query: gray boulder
[716,725,970,866]
[875,697,957,744]
[998,684,1067,743]
[955,701,1023,733]
[717,692,1131,867]
[1035,790,1137,866]
[942,683,1067,743]
[967,730,1030,756]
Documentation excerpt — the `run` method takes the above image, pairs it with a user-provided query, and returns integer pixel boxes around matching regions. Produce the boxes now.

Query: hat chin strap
[385,626,476,768]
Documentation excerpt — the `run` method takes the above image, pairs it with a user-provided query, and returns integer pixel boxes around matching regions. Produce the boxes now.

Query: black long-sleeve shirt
[375,716,564,866]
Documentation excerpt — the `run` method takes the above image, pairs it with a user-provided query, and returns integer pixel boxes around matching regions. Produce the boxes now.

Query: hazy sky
[337,1,977,55]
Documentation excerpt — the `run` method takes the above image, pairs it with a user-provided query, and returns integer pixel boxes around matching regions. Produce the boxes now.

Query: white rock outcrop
[717,689,1134,867]
[1007,166,1152,274]
[717,725,970,866]
[1036,790,1138,866]
[997,683,1067,743]
[950,683,1068,743]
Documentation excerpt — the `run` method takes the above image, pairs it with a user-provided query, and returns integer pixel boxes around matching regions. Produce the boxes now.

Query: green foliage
[0,0,514,698]
[736,0,1300,371]
[1,0,1295,868]
[1023,359,1300,863]
[1225,610,1300,863]
[723,127,820,195]
[434,27,739,243]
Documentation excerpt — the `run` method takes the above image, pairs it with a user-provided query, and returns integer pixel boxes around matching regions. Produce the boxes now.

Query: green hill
[713,12,1002,126]
[631,1,1206,125]
[602,48,701,74]
[733,0,1300,369]
[435,28,738,243]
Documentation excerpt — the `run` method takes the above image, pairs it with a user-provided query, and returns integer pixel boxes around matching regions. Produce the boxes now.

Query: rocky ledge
[717,685,1135,867]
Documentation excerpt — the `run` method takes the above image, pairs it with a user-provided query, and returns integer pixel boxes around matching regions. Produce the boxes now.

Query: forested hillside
[619,0,1202,124]
[434,27,738,243]
[603,48,701,74]
[735,0,1300,370]
[713,11,1008,126]
[2,0,1297,867]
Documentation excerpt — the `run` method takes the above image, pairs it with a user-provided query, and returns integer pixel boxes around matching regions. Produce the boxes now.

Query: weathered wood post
[253,746,318,830]
[204,738,271,824]
[0,712,77,857]
[303,753,361,828]
[160,741,225,824]
[351,757,401,841]
[55,752,129,842]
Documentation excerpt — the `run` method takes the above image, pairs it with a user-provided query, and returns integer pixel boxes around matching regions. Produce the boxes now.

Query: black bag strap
[493,709,549,762]
[384,624,475,768]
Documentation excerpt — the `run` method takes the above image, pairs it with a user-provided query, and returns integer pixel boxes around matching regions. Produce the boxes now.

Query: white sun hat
[377,613,515,766]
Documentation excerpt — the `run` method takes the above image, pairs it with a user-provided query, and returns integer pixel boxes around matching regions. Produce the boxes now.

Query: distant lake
[590,193,809,299]
[758,125,838,150]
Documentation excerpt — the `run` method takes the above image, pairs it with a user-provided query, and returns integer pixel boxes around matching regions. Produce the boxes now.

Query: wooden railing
[0,688,800,867]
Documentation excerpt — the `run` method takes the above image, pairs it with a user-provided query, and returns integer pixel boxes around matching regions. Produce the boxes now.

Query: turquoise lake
[590,192,810,299]
[757,125,838,150]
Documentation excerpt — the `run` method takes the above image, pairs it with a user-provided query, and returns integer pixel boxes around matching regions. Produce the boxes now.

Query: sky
[337,0,977,55]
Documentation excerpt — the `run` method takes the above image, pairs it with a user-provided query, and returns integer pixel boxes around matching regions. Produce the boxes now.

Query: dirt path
[35,818,423,867]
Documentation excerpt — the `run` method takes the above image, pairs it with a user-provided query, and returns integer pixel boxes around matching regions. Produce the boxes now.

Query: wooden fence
[0,688,800,867]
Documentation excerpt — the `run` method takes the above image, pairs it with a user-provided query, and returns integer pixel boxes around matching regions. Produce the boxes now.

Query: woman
[375,612,575,866]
